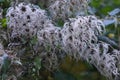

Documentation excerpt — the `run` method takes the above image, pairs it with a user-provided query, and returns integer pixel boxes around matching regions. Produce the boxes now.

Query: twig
[97,35,119,49]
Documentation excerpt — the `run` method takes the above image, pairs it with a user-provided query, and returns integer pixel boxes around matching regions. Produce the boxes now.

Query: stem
[97,35,119,49]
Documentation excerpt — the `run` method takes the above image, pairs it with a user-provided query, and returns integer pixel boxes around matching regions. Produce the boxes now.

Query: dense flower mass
[48,0,89,21]
[0,2,119,80]
[6,3,48,42]
[61,16,120,79]
[84,42,120,80]
[61,16,104,59]
[37,23,64,70]
[11,0,89,21]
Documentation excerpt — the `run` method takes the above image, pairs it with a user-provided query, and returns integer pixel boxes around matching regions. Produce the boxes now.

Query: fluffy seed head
[61,16,104,59]
[48,0,89,21]
[6,3,48,42]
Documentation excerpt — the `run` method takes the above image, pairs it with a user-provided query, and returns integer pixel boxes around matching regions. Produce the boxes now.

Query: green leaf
[108,8,120,16]
[54,71,75,80]
[34,57,41,70]
[45,44,51,52]
[1,74,7,80]
[30,36,38,45]
[56,19,64,27]
[0,18,7,28]
[1,57,11,73]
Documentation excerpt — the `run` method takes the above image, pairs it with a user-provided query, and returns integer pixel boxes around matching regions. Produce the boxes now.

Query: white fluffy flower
[6,3,48,42]
[5,2,120,79]
[60,16,120,79]
[48,0,89,21]
[87,42,120,80]
[37,22,64,70]
[61,16,104,59]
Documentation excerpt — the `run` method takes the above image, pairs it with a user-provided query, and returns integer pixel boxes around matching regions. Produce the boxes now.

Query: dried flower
[86,42,120,80]
[37,22,64,70]
[6,3,48,43]
[48,0,89,21]
[61,16,104,60]
[5,2,120,80]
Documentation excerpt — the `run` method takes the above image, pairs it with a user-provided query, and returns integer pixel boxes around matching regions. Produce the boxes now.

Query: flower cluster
[4,2,120,80]
[0,43,22,79]
[60,16,120,79]
[6,3,48,42]
[48,0,89,21]
[87,42,120,80]
[61,16,104,60]
[37,23,64,70]
[101,47,120,80]
[6,2,65,70]
[9,0,90,21]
